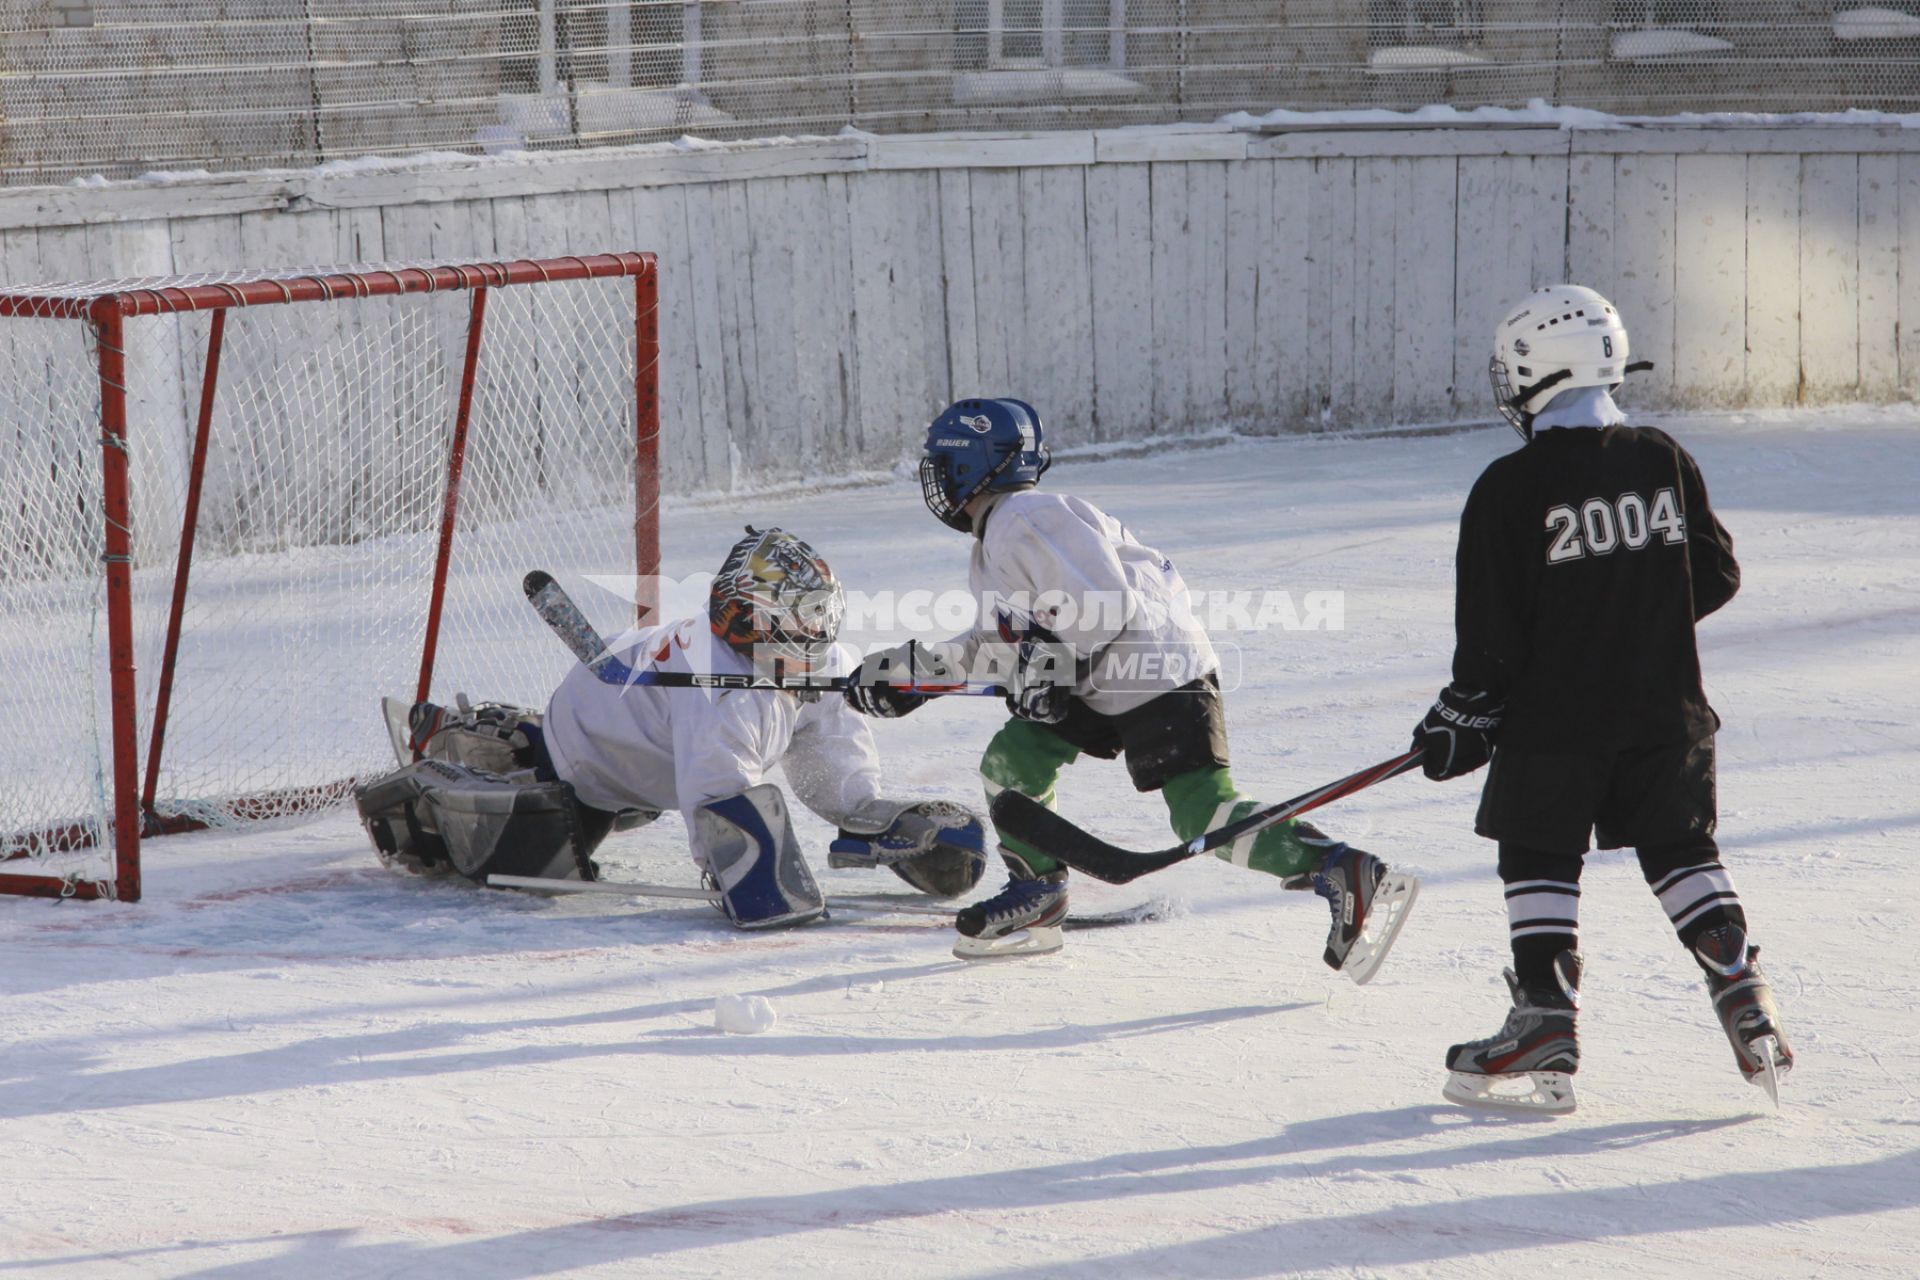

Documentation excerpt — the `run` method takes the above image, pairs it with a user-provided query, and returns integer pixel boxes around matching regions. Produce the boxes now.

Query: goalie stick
[988,749,1425,886]
[524,570,1003,698]
[486,873,1170,929]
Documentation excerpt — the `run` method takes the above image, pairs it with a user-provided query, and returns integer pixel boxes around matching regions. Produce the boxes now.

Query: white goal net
[0,255,660,900]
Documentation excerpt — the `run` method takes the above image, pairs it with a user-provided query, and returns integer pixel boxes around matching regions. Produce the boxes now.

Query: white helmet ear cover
[1490,286,1642,432]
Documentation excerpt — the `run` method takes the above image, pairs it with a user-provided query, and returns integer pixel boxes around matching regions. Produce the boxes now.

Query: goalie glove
[1412,684,1504,781]
[828,799,988,898]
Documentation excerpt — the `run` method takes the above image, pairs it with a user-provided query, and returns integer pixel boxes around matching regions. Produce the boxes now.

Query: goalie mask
[1490,286,1642,440]
[709,526,846,673]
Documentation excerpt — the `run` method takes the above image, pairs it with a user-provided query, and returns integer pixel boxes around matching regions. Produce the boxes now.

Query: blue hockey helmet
[919,398,1051,532]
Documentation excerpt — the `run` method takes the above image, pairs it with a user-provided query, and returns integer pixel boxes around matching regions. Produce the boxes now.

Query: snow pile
[713,993,778,1034]
[1610,29,1737,61]
[1834,7,1920,40]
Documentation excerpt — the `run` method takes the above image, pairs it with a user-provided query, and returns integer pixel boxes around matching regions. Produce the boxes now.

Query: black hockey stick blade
[990,749,1425,886]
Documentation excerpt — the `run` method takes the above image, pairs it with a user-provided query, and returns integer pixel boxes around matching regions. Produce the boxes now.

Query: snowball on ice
[713,993,778,1034]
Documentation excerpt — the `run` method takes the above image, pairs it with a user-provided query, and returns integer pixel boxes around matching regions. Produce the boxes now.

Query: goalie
[355,527,987,929]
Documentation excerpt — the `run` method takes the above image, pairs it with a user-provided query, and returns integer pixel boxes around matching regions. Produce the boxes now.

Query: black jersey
[1450,425,1739,752]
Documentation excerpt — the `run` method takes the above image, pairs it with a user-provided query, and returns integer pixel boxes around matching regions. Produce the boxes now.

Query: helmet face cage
[919,452,976,532]
[1488,355,1531,439]
[709,527,846,671]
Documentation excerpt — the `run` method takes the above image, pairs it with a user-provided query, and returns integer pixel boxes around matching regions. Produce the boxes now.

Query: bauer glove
[1412,684,1504,780]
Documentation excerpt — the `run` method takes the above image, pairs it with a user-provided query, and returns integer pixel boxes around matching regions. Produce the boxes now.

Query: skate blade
[1442,1069,1576,1115]
[1341,873,1420,986]
[1750,1035,1783,1108]
[952,924,1064,961]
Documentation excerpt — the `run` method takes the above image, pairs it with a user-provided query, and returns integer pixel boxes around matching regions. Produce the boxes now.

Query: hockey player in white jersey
[359,527,986,928]
[844,398,1417,967]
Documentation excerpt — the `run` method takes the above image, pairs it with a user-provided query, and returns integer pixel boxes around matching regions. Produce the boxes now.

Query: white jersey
[541,616,884,847]
[945,489,1217,715]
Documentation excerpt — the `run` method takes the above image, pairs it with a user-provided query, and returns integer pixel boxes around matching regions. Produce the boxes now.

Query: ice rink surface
[4,408,1917,1278]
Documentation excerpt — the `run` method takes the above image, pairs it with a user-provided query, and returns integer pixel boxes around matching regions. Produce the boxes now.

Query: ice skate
[1442,951,1581,1115]
[953,850,1068,960]
[1695,925,1793,1105]
[1309,843,1419,984]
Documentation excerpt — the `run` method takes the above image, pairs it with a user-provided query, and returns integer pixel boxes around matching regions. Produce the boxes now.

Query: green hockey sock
[1160,766,1323,880]
[978,718,1079,876]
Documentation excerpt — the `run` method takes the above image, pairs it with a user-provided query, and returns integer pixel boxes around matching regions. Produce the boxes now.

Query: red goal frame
[0,253,660,903]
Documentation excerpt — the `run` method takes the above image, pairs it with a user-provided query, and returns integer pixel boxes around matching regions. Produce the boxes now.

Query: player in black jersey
[1411,285,1793,1114]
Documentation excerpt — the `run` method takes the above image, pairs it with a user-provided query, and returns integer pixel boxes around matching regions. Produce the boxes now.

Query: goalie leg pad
[423,764,595,884]
[354,763,454,876]
[357,760,595,884]
[829,800,988,898]
[695,785,827,929]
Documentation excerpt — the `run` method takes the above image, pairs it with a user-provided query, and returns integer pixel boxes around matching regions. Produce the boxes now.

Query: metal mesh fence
[0,259,652,892]
[3,2,1919,186]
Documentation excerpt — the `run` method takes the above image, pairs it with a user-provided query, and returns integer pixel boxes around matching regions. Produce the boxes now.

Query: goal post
[0,254,660,902]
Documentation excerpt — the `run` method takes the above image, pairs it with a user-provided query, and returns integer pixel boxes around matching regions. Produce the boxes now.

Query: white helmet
[1489,285,1643,439]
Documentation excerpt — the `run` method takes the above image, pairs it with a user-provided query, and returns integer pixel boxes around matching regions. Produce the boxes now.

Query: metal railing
[3,2,1918,186]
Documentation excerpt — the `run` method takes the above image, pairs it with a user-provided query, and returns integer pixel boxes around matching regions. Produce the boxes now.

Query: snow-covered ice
[3,408,1917,1277]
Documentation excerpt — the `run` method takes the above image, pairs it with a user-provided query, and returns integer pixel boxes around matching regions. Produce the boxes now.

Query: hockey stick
[485,873,1170,929]
[525,570,1003,698]
[988,749,1426,886]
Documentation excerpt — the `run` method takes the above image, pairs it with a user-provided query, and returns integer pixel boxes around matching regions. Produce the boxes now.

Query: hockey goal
[0,254,659,902]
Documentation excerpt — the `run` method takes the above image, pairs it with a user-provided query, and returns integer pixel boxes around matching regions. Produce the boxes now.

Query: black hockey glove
[1005,637,1073,725]
[1412,684,1504,781]
[844,641,938,719]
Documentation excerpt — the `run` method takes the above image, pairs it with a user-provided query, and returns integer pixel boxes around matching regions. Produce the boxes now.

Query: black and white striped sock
[1648,861,1745,951]
[1506,878,1580,989]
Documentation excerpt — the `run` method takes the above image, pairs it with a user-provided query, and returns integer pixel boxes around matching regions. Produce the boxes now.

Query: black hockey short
[1046,675,1231,793]
[1475,735,1718,856]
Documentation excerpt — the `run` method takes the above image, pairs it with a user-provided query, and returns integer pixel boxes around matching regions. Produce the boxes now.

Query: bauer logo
[960,414,994,433]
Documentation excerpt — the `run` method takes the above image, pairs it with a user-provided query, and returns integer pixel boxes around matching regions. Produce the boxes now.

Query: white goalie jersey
[540,615,885,845]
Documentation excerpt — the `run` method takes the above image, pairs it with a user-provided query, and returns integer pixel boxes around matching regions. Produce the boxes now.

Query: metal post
[95,302,143,903]
[634,266,661,622]
[417,287,490,703]
[143,309,226,818]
